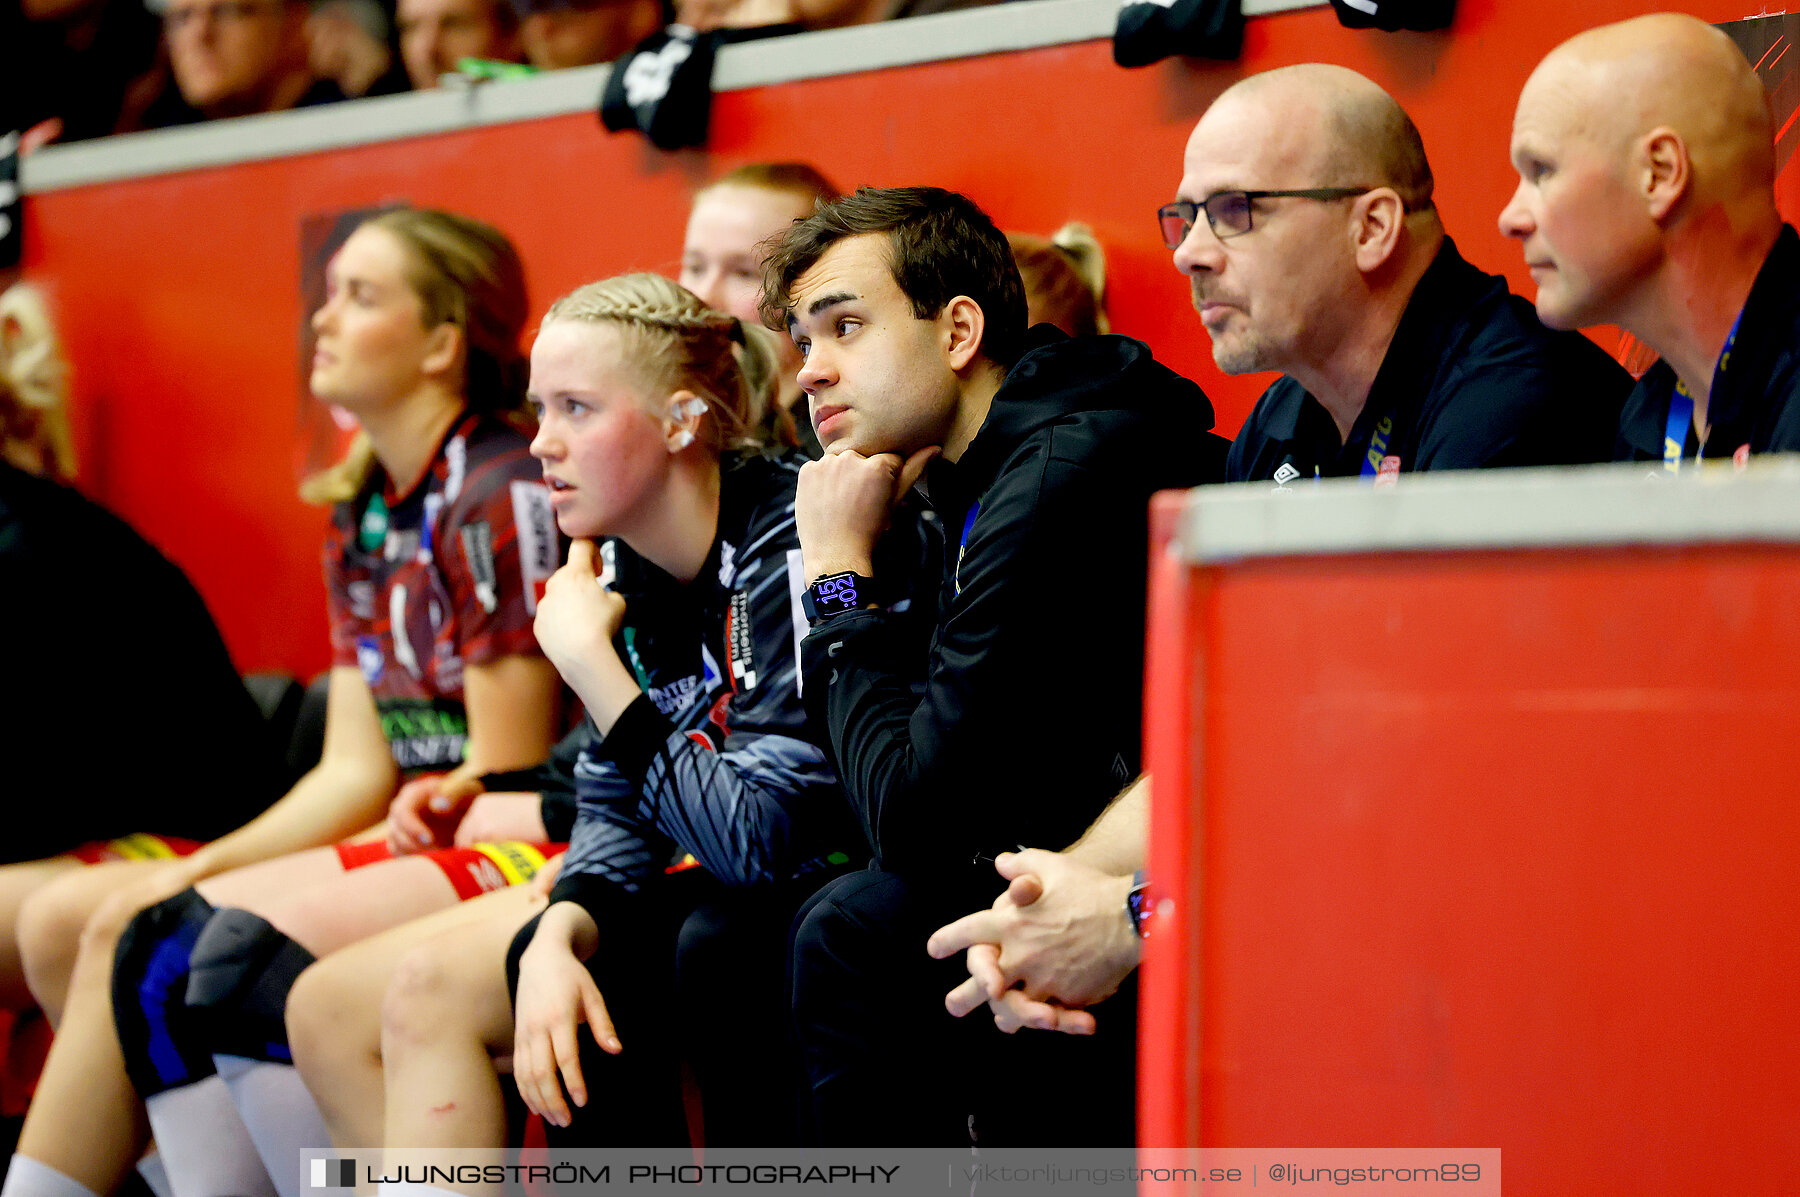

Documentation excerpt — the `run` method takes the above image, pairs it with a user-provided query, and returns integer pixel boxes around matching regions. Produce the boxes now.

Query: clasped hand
[926,849,1141,1036]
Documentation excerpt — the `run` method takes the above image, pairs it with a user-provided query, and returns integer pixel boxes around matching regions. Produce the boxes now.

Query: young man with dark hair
[765,185,1228,1145]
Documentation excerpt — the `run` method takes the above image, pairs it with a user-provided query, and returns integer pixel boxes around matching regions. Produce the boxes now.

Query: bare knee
[18,872,109,1011]
[380,944,475,1056]
[289,961,365,1077]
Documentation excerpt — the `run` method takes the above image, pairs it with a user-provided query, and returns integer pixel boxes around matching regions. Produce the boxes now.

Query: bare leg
[381,887,539,1172]
[13,866,164,1194]
[197,847,461,956]
[0,856,82,1010]
[16,860,156,1026]
[290,885,539,1152]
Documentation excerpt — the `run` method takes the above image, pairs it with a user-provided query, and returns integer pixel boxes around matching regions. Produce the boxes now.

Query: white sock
[215,1055,335,1197]
[0,1157,102,1197]
[136,1151,174,1197]
[144,1076,279,1197]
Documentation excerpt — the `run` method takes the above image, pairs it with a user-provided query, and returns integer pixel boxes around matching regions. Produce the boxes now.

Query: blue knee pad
[113,888,217,1097]
[184,908,316,1064]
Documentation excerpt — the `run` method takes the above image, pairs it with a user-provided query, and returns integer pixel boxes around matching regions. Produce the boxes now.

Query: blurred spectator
[1009,222,1109,337]
[4,0,166,143]
[306,0,409,97]
[675,0,1000,32]
[397,0,523,88]
[141,0,344,127]
[511,0,663,70]
[0,281,285,860]
[0,285,75,482]
[679,161,838,453]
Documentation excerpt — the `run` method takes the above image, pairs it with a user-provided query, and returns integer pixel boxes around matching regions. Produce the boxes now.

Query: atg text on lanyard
[1361,415,1401,487]
[1664,312,1743,474]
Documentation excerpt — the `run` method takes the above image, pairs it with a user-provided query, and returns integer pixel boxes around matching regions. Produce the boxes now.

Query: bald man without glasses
[1502,14,1800,468]
[1169,64,1629,484]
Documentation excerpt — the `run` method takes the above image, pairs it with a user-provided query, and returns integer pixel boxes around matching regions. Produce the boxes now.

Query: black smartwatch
[803,571,877,625]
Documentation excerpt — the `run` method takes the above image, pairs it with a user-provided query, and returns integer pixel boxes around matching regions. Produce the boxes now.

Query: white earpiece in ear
[671,429,696,451]
[673,396,709,421]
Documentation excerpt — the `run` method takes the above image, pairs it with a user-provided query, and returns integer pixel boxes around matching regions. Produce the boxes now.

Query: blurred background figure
[0,286,76,483]
[1009,221,1109,337]
[397,0,524,87]
[678,161,838,454]
[141,0,343,127]
[510,0,664,70]
[2,0,165,143]
[674,0,1003,33]
[305,0,408,98]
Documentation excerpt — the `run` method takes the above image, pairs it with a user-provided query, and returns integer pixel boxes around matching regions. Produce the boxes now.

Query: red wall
[19,0,1776,676]
[1141,528,1800,1189]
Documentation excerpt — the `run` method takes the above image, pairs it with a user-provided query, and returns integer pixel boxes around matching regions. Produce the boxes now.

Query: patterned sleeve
[435,432,560,667]
[548,480,853,907]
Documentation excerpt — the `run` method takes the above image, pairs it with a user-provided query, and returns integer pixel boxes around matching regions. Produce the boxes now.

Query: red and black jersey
[323,409,558,774]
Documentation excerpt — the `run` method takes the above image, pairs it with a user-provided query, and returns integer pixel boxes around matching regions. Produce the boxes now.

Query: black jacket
[0,463,284,858]
[1616,224,1800,464]
[802,328,1229,874]
[1227,237,1630,483]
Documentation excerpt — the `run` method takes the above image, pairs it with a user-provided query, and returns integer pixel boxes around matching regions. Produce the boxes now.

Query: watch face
[815,574,860,610]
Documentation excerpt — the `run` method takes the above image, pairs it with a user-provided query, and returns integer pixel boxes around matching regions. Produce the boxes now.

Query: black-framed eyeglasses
[1157,189,1373,248]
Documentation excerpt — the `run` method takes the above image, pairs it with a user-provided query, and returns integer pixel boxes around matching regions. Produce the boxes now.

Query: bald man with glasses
[1169,63,1628,485]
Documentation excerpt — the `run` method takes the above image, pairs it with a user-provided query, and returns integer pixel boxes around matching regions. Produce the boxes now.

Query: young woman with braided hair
[286,273,893,1170]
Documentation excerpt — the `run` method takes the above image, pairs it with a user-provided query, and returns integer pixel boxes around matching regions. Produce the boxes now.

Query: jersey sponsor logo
[378,697,469,770]
[358,493,390,552]
[718,540,737,588]
[472,841,548,884]
[1374,455,1402,488]
[355,635,385,684]
[464,857,507,893]
[347,579,376,620]
[459,521,500,613]
[419,492,443,563]
[512,480,557,614]
[390,583,423,679]
[444,433,468,504]
[727,589,756,691]
[1272,461,1301,487]
[647,672,702,716]
[384,531,419,564]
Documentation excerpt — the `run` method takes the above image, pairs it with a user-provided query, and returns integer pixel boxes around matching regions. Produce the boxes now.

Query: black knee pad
[113,887,217,1098]
[184,908,316,1063]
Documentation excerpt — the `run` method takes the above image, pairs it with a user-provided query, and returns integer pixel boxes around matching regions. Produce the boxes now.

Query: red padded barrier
[1139,530,1800,1190]
[18,0,1772,675]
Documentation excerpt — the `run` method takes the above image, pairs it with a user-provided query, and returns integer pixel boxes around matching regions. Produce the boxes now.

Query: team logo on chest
[727,589,756,691]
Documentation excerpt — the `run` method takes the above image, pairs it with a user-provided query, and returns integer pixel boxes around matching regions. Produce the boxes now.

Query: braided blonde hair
[543,273,792,451]
[0,283,77,482]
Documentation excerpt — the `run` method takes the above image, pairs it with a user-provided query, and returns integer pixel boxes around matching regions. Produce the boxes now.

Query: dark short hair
[758,186,1030,368]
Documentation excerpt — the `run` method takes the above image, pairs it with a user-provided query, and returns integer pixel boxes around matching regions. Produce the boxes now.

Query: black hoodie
[801,327,1229,874]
